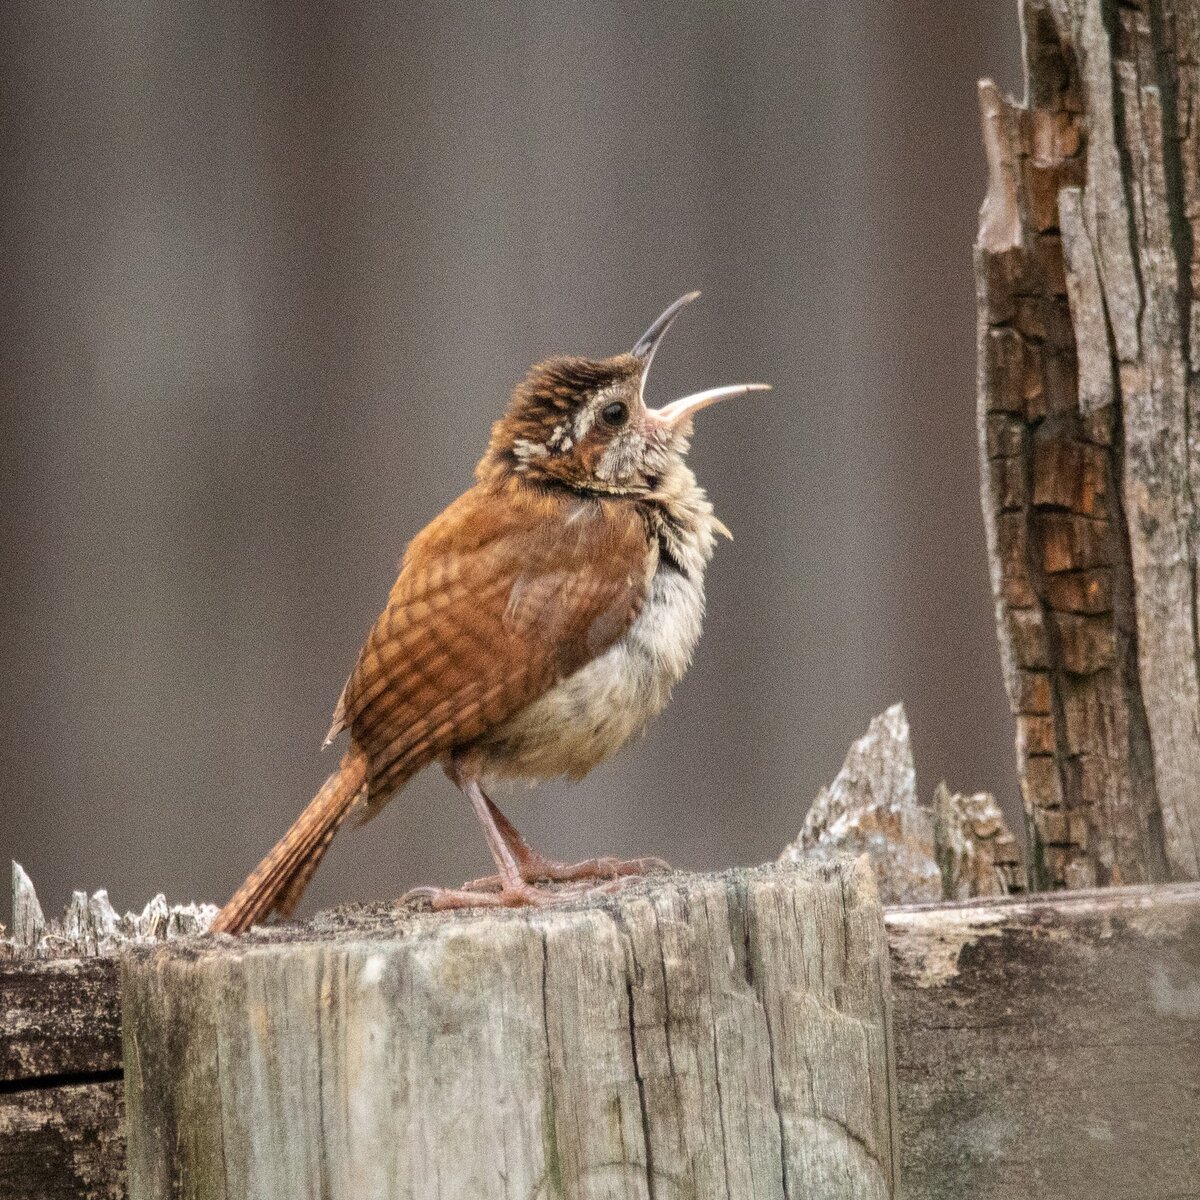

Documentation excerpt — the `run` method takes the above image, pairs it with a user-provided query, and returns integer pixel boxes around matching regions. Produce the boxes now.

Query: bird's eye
[600,400,629,428]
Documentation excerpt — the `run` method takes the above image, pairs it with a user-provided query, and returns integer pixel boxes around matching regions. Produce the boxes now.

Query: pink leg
[404,764,574,911]
[404,764,670,911]
[462,792,670,891]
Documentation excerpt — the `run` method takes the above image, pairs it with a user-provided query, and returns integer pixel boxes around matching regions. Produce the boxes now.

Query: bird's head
[481,292,769,498]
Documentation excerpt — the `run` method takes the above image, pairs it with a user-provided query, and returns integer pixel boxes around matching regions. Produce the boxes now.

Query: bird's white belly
[476,565,706,781]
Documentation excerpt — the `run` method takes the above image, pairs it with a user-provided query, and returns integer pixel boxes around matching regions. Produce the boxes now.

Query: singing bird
[212,293,769,934]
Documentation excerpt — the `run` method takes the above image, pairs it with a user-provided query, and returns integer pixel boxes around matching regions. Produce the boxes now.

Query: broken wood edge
[781,704,1024,904]
[3,861,217,961]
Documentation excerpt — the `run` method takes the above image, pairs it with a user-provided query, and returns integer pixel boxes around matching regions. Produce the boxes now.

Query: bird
[211,292,769,934]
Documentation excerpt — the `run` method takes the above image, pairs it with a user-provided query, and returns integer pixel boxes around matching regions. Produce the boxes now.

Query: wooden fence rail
[4,873,1198,1199]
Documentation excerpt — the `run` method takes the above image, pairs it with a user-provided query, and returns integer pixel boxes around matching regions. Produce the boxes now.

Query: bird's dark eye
[600,400,629,428]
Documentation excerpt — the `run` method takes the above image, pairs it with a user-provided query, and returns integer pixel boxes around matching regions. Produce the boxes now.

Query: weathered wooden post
[120,860,899,1200]
[977,0,1200,888]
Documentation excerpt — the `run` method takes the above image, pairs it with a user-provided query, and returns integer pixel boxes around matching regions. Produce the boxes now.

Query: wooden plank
[0,957,120,1082]
[1,862,217,1086]
[121,861,900,1200]
[887,882,1200,1200]
[0,1080,125,1200]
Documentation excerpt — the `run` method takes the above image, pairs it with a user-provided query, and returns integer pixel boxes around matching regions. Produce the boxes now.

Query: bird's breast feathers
[468,548,708,782]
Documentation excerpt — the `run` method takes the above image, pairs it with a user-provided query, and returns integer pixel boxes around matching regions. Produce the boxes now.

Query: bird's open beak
[632,292,771,430]
[652,382,772,429]
[632,290,702,365]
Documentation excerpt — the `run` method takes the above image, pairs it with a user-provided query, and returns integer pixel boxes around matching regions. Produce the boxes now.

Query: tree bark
[978,0,1200,887]
[120,862,899,1200]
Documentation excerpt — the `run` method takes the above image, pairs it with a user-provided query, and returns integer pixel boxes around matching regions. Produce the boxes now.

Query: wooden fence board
[0,1080,125,1200]
[888,883,1200,1200]
[2,880,1197,1198]
[0,957,121,1082]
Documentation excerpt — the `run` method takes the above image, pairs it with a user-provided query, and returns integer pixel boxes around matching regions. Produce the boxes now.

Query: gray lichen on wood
[3,862,217,961]
[781,705,1022,902]
[122,860,899,1200]
[975,0,1200,888]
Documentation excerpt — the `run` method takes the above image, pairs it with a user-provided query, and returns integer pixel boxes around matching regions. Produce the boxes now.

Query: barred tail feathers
[210,747,368,935]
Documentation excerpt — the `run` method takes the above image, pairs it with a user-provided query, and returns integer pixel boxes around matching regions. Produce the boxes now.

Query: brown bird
[211,292,769,934]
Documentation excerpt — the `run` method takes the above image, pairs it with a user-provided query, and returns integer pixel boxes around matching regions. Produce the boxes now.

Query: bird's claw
[402,882,572,911]
[461,854,671,893]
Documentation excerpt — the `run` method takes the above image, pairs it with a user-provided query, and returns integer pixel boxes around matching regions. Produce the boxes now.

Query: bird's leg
[461,793,670,892]
[403,765,567,911]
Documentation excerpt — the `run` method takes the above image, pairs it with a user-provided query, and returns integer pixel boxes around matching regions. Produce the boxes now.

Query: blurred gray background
[3,2,1023,922]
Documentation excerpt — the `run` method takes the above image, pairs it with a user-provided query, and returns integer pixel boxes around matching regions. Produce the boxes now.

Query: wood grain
[121,861,899,1200]
[976,0,1200,886]
[0,1081,125,1200]
[5,874,1200,1198]
[0,956,120,1082]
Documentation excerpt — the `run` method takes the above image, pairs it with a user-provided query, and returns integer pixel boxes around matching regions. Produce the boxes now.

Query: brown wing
[328,477,653,817]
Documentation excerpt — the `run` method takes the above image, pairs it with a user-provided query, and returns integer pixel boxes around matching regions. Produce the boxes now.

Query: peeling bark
[977,0,1200,886]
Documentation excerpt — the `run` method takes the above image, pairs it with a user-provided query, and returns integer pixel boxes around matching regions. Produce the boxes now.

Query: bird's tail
[211,747,368,935]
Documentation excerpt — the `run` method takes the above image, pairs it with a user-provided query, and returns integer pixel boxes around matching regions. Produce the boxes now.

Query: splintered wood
[121,862,900,1200]
[2,862,217,960]
[932,783,1024,900]
[781,705,1023,902]
[782,705,941,904]
[1,865,218,1200]
[977,0,1200,887]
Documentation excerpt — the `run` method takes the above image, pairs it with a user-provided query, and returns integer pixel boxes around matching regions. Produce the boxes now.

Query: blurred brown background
[2,3,1023,922]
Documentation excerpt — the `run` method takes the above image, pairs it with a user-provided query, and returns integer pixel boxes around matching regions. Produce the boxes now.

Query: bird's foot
[462,853,671,893]
[402,881,575,912]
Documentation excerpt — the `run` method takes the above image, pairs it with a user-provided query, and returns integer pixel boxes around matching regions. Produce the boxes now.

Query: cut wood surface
[888,881,1200,1200]
[977,0,1200,885]
[121,861,899,1200]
